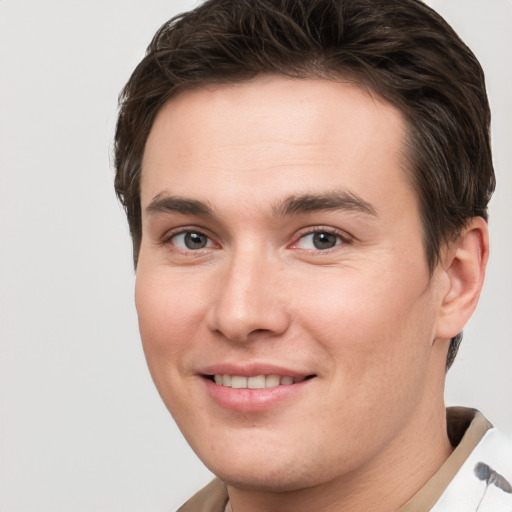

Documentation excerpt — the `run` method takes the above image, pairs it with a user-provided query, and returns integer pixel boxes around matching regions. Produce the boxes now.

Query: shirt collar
[399,406,493,511]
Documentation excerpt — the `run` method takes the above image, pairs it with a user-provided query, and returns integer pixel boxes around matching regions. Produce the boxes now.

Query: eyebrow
[273,190,378,217]
[146,194,214,217]
[145,189,377,219]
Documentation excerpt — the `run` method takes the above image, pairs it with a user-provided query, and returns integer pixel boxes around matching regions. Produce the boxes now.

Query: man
[114,0,512,510]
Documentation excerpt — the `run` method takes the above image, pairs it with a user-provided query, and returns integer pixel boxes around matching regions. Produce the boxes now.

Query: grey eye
[172,231,211,250]
[312,232,339,249]
[297,231,342,250]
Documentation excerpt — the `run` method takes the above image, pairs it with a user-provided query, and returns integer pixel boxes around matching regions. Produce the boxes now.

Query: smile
[203,372,316,411]
[211,374,309,389]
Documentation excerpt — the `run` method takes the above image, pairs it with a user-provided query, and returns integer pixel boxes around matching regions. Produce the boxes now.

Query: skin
[136,77,488,511]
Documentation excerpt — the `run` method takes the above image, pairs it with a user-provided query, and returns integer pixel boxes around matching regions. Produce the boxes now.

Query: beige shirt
[177,407,495,512]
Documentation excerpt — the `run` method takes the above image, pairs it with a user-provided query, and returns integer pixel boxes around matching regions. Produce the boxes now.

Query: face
[136,77,448,491]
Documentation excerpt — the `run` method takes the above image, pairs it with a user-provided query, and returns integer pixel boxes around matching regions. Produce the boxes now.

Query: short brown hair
[114,0,495,368]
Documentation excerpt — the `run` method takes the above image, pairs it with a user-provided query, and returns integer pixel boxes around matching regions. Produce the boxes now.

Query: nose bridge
[207,243,290,342]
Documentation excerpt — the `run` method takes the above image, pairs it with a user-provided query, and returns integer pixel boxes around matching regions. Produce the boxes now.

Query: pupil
[313,232,337,250]
[185,232,207,249]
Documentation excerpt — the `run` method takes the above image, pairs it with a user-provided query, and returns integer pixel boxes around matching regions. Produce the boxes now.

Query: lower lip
[203,377,313,412]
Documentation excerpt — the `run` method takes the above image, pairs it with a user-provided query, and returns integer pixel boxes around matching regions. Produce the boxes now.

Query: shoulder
[401,408,512,511]
[176,479,228,512]
[432,426,512,511]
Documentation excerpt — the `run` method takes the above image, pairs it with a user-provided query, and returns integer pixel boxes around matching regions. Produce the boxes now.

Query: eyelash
[291,227,352,252]
[161,226,352,253]
[162,228,217,252]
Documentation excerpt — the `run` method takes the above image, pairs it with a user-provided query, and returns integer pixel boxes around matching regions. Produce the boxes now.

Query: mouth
[205,374,316,389]
[201,369,316,411]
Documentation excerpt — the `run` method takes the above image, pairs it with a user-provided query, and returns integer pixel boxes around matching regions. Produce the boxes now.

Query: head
[114,0,493,500]
[115,0,494,370]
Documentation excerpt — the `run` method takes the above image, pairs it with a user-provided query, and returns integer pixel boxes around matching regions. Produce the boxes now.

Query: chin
[210,462,318,493]
[191,433,344,494]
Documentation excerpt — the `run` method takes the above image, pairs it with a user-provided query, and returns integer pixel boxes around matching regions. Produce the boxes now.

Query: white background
[0,1,510,511]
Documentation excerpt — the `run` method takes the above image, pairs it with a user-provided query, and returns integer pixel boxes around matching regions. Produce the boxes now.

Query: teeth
[212,374,305,389]
[265,375,280,388]
[248,375,266,389]
[231,376,247,388]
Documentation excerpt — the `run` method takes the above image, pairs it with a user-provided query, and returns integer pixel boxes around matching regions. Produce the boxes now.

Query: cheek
[134,270,210,423]
[293,276,437,448]
[291,264,435,379]
[134,269,206,373]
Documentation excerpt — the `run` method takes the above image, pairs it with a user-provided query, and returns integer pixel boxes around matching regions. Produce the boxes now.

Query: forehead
[141,76,413,217]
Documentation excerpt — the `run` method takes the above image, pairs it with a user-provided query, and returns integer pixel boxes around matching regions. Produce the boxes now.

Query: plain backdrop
[0,1,510,511]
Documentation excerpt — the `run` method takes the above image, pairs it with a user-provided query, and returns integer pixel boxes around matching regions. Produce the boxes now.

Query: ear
[435,217,489,340]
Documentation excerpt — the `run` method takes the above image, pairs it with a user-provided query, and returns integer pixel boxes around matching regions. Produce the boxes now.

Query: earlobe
[435,217,489,340]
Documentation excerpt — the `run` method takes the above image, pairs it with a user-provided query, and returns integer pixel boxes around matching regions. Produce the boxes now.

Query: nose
[206,249,291,343]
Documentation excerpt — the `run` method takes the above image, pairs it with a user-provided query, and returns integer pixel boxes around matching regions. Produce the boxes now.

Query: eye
[296,231,344,250]
[169,231,213,250]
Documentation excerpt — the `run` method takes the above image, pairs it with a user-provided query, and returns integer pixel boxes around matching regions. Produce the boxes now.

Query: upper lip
[197,363,315,378]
